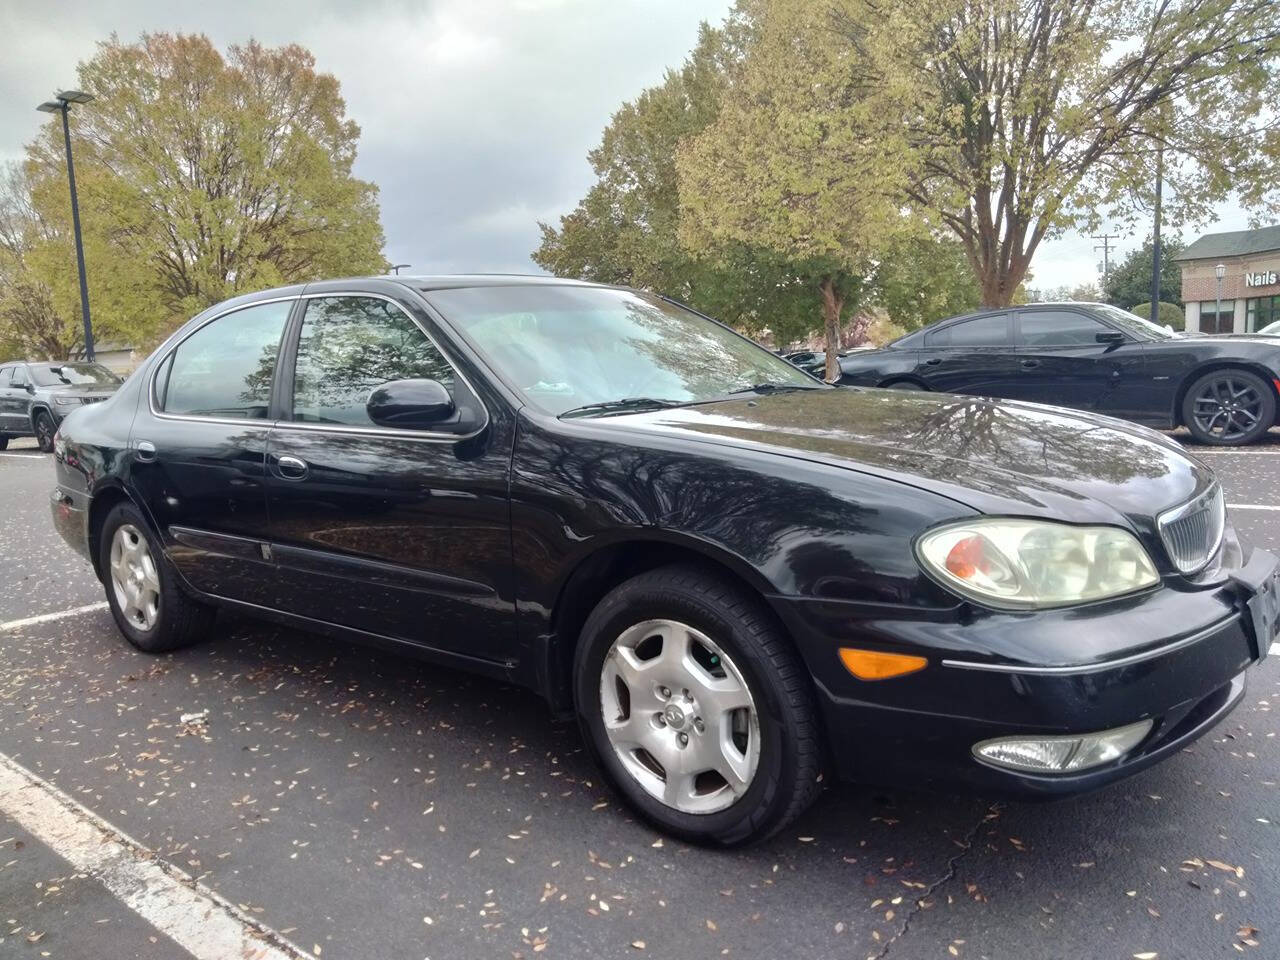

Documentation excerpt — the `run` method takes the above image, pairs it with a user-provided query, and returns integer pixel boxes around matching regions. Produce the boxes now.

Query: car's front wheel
[575,564,823,845]
[98,502,212,653]
[1182,369,1276,446]
[0,434,8,450]
[34,411,56,453]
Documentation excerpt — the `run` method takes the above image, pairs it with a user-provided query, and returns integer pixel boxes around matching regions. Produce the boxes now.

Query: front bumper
[773,553,1270,798]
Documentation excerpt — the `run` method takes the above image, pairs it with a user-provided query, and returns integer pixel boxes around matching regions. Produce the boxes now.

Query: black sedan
[49,277,1277,845]
[836,302,1280,445]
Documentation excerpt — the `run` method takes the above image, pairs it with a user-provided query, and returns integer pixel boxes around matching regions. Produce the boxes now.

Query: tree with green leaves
[20,33,386,353]
[0,163,82,359]
[869,230,981,332]
[727,0,1279,309]
[1103,240,1185,310]
[533,19,835,348]
[676,1,915,378]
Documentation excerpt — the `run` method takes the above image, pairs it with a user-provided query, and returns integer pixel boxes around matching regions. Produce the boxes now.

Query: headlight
[916,518,1159,609]
[54,396,81,406]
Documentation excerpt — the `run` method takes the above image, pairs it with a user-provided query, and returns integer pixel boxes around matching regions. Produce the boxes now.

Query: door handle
[135,440,156,463]
[924,357,942,366]
[1020,359,1041,369]
[276,455,308,480]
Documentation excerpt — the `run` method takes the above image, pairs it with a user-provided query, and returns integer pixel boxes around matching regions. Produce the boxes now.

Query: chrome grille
[1157,484,1225,574]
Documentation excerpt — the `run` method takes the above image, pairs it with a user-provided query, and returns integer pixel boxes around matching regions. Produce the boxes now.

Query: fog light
[972,719,1153,773]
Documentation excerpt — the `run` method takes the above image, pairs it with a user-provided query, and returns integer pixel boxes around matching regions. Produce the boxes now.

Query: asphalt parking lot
[1,432,1276,960]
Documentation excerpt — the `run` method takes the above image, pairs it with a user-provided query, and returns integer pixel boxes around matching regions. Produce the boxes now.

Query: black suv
[0,361,123,451]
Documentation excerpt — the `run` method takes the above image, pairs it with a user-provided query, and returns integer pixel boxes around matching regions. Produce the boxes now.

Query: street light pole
[37,90,95,362]
[1215,262,1226,335]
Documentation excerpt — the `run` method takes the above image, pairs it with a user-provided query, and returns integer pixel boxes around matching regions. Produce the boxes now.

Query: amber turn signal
[838,648,927,680]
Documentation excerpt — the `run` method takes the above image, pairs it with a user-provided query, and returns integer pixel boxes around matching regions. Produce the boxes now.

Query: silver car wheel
[109,524,161,632]
[599,618,760,815]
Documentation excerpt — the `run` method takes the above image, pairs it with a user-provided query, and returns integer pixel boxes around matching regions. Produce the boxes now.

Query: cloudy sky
[0,0,1256,293]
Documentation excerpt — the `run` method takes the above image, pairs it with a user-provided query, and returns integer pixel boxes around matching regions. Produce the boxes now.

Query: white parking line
[0,751,310,960]
[0,452,44,459]
[0,602,108,632]
[1227,504,1280,512]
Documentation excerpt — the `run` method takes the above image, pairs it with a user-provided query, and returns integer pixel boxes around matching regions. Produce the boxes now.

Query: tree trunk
[819,276,844,381]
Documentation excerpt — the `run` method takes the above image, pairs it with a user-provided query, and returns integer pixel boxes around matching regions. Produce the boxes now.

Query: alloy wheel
[599,619,760,814]
[36,415,54,451]
[109,524,161,632]
[1190,376,1264,442]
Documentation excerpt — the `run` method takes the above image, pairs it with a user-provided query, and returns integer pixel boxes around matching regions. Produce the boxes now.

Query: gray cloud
[0,0,734,274]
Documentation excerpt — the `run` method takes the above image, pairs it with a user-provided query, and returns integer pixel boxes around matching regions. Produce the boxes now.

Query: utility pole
[1150,139,1164,318]
[1093,234,1118,287]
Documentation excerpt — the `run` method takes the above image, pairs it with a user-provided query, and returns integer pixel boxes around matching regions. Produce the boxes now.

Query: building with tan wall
[1173,225,1280,335]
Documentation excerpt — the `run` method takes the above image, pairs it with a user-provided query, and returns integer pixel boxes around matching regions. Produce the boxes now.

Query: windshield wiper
[728,382,821,395]
[559,397,684,419]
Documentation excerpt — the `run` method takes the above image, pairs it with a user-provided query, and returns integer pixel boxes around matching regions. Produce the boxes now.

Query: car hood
[45,383,119,399]
[599,387,1214,525]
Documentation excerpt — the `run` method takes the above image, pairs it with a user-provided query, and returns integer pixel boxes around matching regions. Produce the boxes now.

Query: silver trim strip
[940,613,1241,675]
[147,291,490,442]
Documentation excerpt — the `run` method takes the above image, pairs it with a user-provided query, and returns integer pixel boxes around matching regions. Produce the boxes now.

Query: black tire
[882,379,925,391]
[97,501,212,653]
[574,563,824,846]
[1182,369,1276,446]
[0,434,8,450]
[34,411,56,453]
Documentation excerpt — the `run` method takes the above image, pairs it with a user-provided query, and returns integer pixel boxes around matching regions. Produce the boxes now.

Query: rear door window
[160,301,292,419]
[927,314,1010,347]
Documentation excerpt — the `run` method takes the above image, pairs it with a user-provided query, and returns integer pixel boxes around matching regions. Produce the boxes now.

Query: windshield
[427,285,821,416]
[1090,303,1177,341]
[30,362,122,387]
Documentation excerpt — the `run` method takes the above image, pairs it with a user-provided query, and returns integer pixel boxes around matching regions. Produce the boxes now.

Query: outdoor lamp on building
[36,90,96,362]
[1215,262,1226,333]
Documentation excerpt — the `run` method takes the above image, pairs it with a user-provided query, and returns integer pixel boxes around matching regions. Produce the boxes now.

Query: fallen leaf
[630,941,646,950]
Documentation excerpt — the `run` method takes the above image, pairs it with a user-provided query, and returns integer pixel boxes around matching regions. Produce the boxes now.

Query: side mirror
[1095,331,1125,345]
[366,378,455,429]
[24,382,35,394]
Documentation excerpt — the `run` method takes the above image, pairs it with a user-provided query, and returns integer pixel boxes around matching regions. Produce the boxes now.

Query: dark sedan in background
[49,277,1276,844]
[0,360,122,451]
[837,302,1280,445]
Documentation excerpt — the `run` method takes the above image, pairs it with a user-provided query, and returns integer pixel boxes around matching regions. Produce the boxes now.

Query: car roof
[396,273,599,292]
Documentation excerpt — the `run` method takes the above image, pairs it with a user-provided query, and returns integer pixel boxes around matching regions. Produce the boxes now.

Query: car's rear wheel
[574,564,823,845]
[98,502,212,653]
[34,412,56,453]
[1182,369,1276,446]
[0,434,8,450]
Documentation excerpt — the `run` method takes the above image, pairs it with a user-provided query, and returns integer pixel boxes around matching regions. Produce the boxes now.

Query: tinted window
[929,314,1008,347]
[1018,311,1108,346]
[161,301,291,418]
[291,296,456,426]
